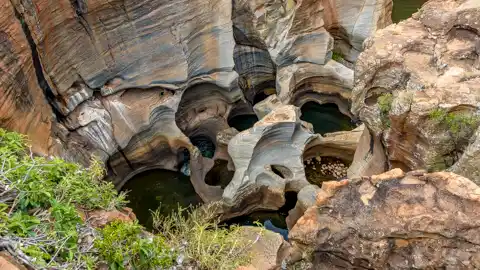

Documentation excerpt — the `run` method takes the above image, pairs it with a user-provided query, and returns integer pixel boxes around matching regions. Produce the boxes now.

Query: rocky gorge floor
[1,0,480,269]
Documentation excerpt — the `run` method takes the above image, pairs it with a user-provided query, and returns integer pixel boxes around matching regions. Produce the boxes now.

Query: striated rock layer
[351,0,480,183]
[0,0,55,155]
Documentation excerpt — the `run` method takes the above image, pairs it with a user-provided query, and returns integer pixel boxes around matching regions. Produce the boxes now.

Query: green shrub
[0,128,127,268]
[95,220,175,270]
[428,107,480,136]
[332,51,344,62]
[153,204,258,270]
[377,93,394,128]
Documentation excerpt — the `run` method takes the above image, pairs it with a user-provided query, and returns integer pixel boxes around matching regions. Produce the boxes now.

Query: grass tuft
[153,204,261,270]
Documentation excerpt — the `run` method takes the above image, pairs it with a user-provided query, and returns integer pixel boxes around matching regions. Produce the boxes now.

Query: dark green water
[300,102,355,135]
[190,136,215,158]
[392,0,427,23]
[121,169,201,229]
[228,115,259,132]
[223,192,297,239]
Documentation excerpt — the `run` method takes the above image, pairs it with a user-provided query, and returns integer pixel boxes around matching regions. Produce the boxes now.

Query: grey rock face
[221,105,316,218]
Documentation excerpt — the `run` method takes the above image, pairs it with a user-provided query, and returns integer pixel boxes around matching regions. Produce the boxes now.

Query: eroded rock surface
[221,105,315,219]
[352,0,480,183]
[288,169,480,269]
[0,0,55,155]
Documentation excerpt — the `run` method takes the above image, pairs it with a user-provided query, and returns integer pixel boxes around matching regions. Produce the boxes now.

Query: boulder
[351,0,480,183]
[238,227,289,270]
[288,170,480,269]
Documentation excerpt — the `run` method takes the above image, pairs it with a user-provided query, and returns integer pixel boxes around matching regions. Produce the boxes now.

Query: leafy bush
[377,93,394,128]
[0,128,255,269]
[0,128,128,268]
[95,220,175,270]
[153,204,258,270]
[428,107,480,136]
[332,51,344,62]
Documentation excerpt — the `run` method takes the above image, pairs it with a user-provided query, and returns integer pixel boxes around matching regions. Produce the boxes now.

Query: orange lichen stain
[395,239,410,248]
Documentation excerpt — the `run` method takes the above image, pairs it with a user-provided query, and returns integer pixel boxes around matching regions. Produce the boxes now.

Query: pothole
[304,156,350,186]
[227,114,259,132]
[205,159,234,188]
[121,169,202,229]
[300,102,355,135]
[190,135,216,158]
[223,191,298,240]
[253,84,276,105]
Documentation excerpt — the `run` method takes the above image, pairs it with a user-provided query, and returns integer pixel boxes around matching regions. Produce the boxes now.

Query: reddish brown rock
[287,170,480,269]
[0,0,54,155]
[82,207,136,228]
[0,252,25,270]
[351,0,480,183]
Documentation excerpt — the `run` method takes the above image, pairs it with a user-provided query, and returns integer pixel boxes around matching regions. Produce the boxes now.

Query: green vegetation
[0,128,128,268]
[153,204,259,270]
[0,128,256,269]
[428,107,480,137]
[331,51,344,62]
[95,220,175,269]
[428,107,480,171]
[377,93,394,128]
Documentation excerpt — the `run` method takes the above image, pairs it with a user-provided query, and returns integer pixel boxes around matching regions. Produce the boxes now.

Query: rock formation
[287,169,480,269]
[351,0,480,183]
[220,105,315,219]
[0,0,394,192]
[0,0,55,155]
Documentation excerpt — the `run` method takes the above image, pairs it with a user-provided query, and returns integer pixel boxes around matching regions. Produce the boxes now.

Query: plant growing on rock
[0,128,258,270]
[377,93,394,128]
[428,107,480,169]
[331,51,344,62]
[0,128,134,269]
[153,204,260,270]
[95,220,175,269]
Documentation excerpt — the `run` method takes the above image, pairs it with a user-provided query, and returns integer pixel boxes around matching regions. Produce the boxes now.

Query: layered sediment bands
[12,0,238,99]
[234,45,276,105]
[351,0,480,182]
[323,0,393,62]
[287,170,480,269]
[220,105,316,219]
[232,0,392,112]
[0,0,54,155]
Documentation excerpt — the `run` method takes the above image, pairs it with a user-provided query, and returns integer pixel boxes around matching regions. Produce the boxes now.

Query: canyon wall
[0,0,392,188]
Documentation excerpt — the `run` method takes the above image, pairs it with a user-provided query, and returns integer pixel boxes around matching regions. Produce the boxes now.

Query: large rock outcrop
[352,0,480,183]
[287,169,480,269]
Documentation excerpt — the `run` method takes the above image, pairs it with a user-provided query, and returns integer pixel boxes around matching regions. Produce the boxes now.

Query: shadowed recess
[121,169,202,229]
[300,102,355,135]
[190,135,216,158]
[205,159,234,188]
[223,192,298,239]
[227,114,259,132]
